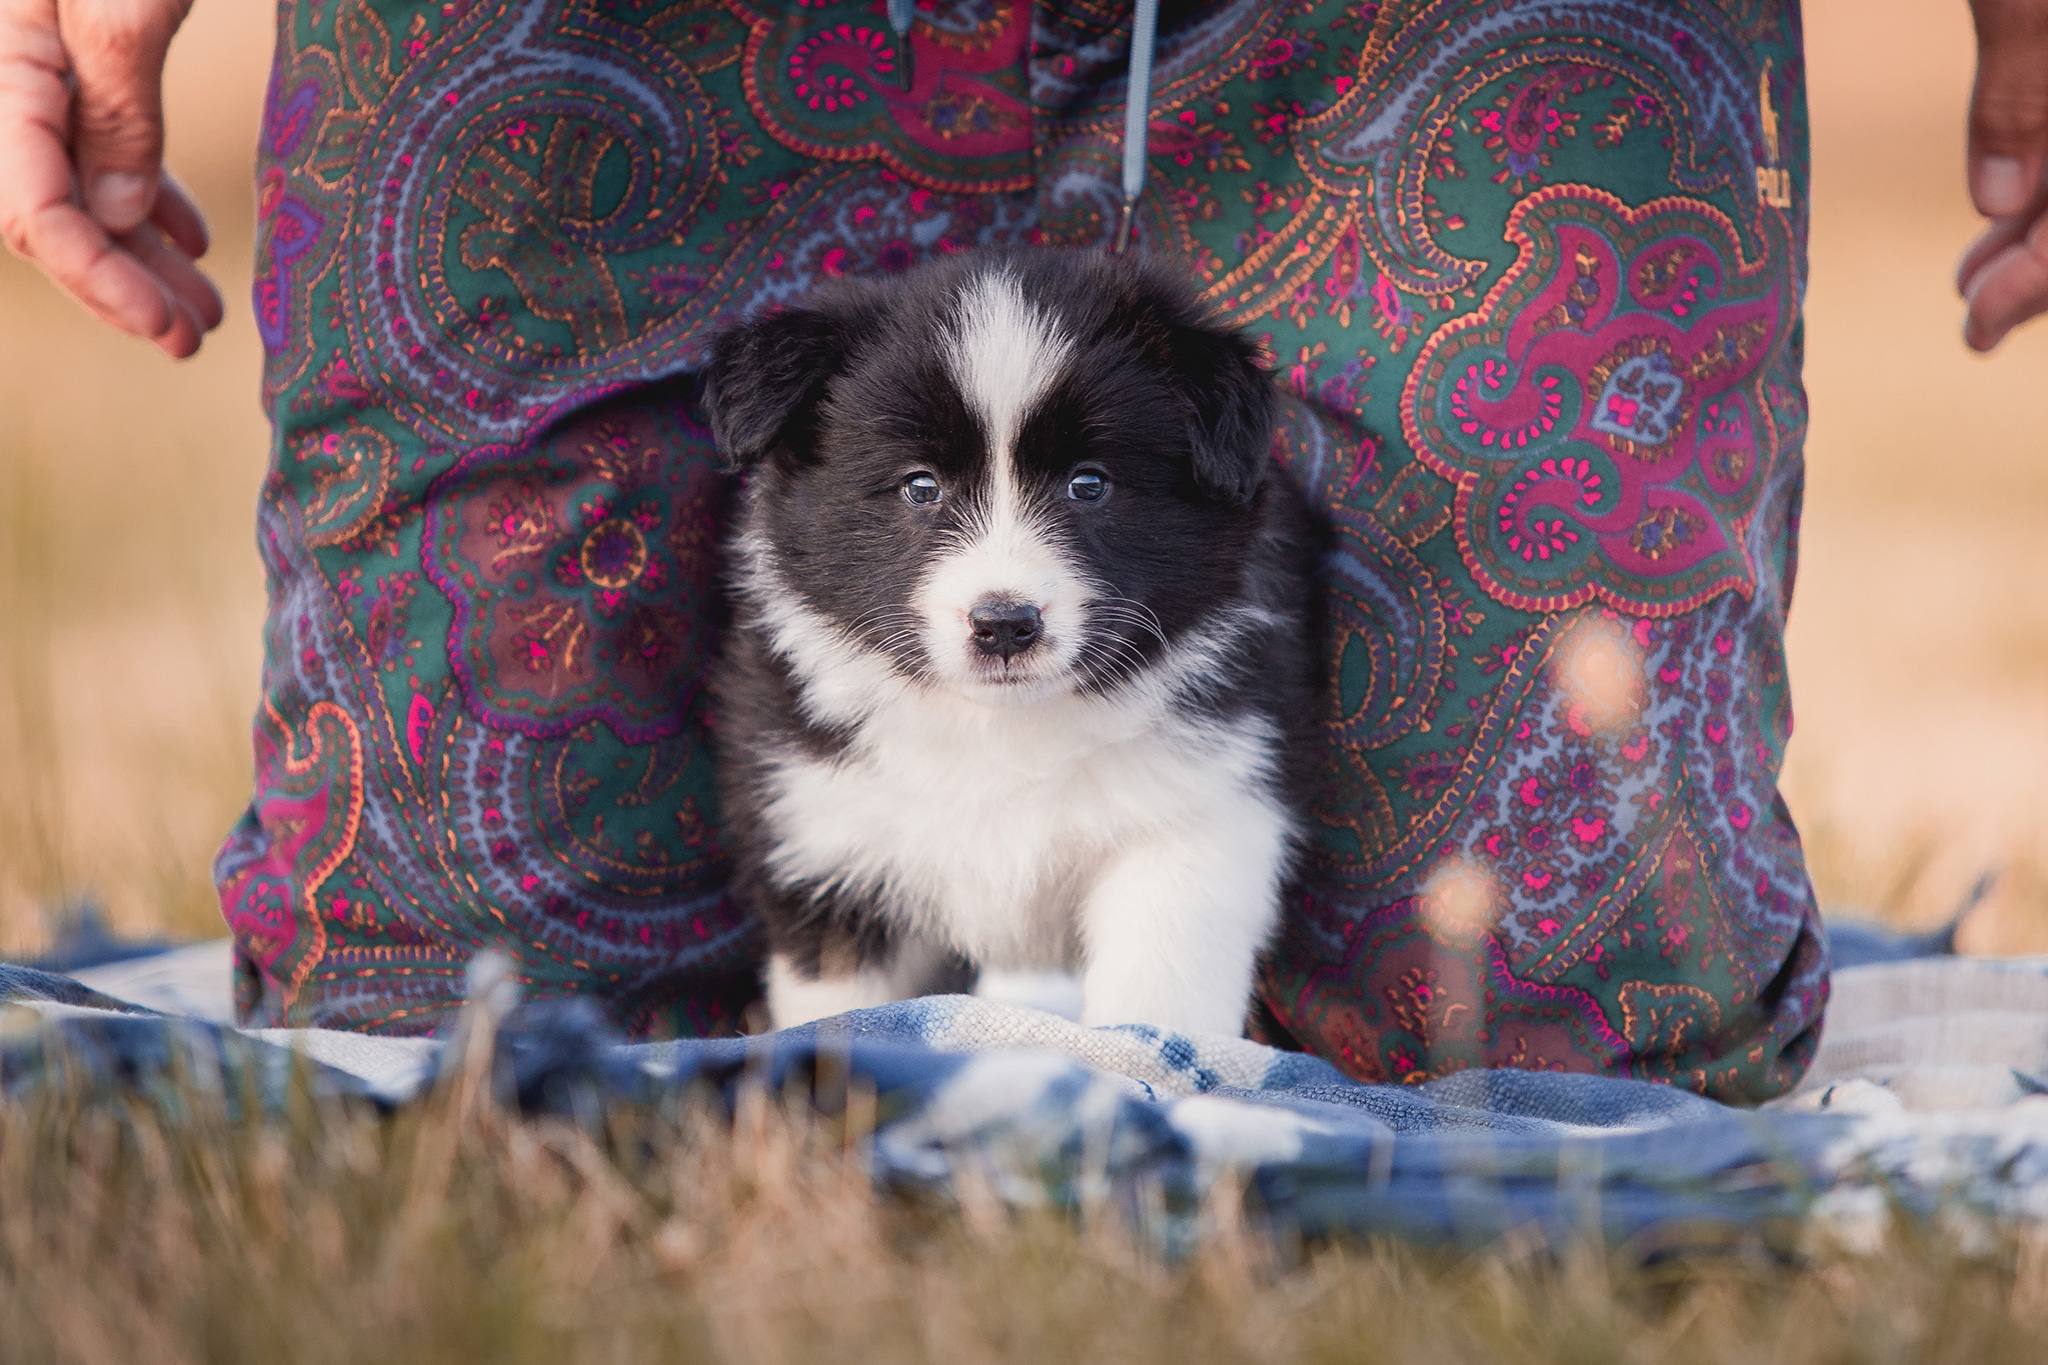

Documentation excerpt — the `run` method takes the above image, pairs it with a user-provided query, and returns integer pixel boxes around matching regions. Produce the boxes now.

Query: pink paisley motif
[1475,62,1594,186]
[214,701,365,1010]
[1272,894,1629,1083]
[736,0,1033,193]
[1402,186,1788,616]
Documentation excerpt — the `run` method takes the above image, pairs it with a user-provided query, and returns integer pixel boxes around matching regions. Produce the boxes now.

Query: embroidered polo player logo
[1756,61,1792,209]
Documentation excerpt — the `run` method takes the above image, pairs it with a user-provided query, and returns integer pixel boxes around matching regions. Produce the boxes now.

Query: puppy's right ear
[703,304,853,468]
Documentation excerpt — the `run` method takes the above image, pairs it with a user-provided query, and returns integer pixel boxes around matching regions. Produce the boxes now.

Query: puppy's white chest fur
[760,681,1282,971]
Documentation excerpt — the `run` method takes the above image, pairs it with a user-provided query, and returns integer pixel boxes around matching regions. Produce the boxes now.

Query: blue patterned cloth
[9,947,2048,1251]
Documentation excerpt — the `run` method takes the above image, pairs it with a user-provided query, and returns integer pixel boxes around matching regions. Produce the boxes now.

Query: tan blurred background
[1,0,2043,954]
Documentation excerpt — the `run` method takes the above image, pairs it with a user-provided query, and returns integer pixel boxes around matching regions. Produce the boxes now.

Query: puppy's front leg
[1077,810,1292,1037]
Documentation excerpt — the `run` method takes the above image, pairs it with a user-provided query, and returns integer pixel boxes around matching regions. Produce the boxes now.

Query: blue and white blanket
[7,935,2048,1250]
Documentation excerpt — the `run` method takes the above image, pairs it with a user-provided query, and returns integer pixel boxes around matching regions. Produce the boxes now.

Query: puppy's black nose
[969,600,1043,660]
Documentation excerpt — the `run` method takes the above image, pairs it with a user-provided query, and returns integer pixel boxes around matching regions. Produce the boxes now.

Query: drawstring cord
[888,0,1156,250]
[887,0,915,91]
[1111,0,1159,255]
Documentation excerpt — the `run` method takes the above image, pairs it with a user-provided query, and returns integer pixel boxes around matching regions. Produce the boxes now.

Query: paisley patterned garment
[223,0,1827,1099]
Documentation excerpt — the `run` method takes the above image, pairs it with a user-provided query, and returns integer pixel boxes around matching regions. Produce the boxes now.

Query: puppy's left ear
[703,301,858,468]
[1170,321,1279,504]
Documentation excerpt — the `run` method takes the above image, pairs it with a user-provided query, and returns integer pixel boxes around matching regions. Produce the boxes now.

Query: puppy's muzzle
[969,598,1043,661]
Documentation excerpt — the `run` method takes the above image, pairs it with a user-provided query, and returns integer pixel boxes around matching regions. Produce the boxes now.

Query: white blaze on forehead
[943,268,1075,475]
[918,267,1087,699]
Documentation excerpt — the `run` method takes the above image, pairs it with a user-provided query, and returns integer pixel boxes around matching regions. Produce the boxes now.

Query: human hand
[0,0,222,359]
[1957,0,2048,352]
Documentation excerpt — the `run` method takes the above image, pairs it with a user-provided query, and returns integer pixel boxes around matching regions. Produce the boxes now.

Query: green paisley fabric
[221,0,1827,1100]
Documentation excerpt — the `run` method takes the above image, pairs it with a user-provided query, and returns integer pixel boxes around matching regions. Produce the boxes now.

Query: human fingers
[0,170,182,343]
[134,274,202,357]
[150,169,208,259]
[1954,165,2048,296]
[0,0,187,341]
[1961,227,2048,351]
[58,0,194,234]
[1967,0,2048,218]
[1957,216,2026,299]
[121,219,220,336]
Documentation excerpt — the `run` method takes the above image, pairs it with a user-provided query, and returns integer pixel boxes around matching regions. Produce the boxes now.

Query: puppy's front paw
[1077,827,1290,1039]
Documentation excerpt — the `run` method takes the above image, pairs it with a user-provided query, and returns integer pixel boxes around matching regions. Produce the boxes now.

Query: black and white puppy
[703,249,1318,1037]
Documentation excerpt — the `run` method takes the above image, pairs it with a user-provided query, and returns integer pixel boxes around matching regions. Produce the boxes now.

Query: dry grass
[0,1057,2044,1365]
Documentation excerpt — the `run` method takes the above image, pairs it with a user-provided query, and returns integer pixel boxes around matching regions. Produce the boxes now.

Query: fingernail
[1976,156,2029,217]
[86,171,153,232]
[1962,282,1998,352]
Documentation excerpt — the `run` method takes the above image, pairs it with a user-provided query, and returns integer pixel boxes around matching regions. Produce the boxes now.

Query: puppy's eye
[1067,470,1108,503]
[902,473,943,506]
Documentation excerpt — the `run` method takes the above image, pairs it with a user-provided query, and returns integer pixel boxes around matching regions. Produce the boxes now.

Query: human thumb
[1967,0,2048,217]
[59,0,192,234]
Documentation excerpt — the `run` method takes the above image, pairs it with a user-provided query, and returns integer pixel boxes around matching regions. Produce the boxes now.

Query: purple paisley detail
[266,76,324,159]
[344,0,723,439]
[268,196,325,266]
[255,195,327,352]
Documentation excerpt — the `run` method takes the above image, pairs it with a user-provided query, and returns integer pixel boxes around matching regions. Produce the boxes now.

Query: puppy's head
[705,250,1278,705]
